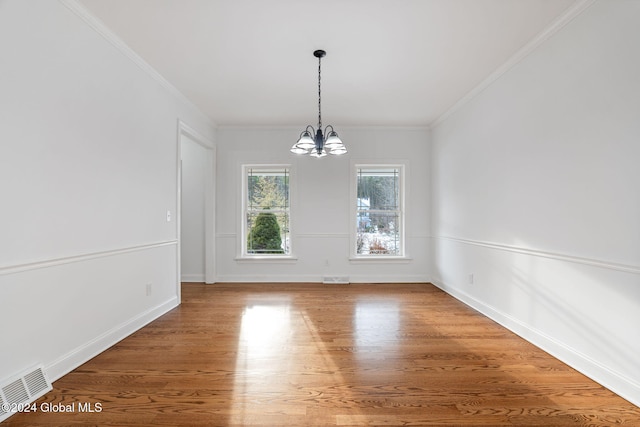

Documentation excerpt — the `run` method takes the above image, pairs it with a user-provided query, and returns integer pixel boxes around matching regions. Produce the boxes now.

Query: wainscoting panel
[0,242,179,384]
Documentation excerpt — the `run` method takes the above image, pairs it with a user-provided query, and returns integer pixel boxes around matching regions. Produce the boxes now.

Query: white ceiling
[78,0,577,127]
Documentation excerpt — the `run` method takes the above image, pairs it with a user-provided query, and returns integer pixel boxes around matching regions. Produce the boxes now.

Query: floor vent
[323,276,350,284]
[0,365,52,422]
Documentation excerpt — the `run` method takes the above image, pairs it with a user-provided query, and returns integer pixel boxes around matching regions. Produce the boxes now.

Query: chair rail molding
[435,235,640,275]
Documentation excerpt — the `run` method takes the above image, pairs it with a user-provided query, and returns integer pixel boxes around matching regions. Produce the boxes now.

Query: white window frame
[350,163,406,260]
[239,164,295,260]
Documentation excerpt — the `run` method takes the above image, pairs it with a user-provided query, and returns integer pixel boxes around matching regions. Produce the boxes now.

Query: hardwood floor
[6,283,640,426]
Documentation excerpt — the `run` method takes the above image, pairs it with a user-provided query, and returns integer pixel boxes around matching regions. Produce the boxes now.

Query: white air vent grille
[24,368,49,397]
[0,365,52,422]
[2,379,29,404]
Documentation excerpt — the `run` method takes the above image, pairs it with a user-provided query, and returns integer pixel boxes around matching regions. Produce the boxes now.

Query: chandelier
[290,50,347,158]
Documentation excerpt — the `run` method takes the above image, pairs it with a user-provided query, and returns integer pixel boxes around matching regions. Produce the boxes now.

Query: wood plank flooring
[5,283,640,426]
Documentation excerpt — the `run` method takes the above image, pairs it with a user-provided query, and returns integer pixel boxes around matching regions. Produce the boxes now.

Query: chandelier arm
[324,125,334,136]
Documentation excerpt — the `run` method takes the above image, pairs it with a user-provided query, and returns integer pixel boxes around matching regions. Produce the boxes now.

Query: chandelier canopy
[290,50,346,158]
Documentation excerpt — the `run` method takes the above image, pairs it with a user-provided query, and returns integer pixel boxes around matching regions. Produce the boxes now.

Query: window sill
[235,256,298,263]
[349,256,412,264]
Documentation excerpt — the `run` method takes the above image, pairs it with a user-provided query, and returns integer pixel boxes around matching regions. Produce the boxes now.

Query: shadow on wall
[507,244,640,383]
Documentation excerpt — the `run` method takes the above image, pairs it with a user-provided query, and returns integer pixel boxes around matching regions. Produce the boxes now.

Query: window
[243,166,291,256]
[354,165,404,257]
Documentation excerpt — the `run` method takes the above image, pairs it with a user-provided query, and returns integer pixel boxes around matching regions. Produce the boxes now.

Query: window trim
[350,163,407,260]
[239,164,296,260]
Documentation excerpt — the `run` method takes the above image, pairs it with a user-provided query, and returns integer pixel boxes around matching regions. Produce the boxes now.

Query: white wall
[0,0,215,383]
[216,127,430,283]
[431,0,640,405]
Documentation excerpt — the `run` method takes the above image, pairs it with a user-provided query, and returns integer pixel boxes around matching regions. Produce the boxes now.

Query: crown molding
[59,0,216,129]
[430,0,597,128]
[178,119,215,149]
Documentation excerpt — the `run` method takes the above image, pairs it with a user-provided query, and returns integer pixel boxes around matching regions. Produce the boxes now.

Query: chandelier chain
[317,54,322,129]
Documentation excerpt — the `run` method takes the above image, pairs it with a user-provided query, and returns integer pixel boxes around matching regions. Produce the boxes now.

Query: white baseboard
[181,273,205,282]
[215,274,429,283]
[46,297,179,382]
[431,280,640,408]
[215,274,318,283]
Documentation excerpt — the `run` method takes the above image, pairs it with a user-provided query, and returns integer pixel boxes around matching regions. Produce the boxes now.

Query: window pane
[356,168,399,211]
[356,212,400,255]
[246,211,290,254]
[355,166,402,256]
[247,169,289,211]
[245,167,290,256]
